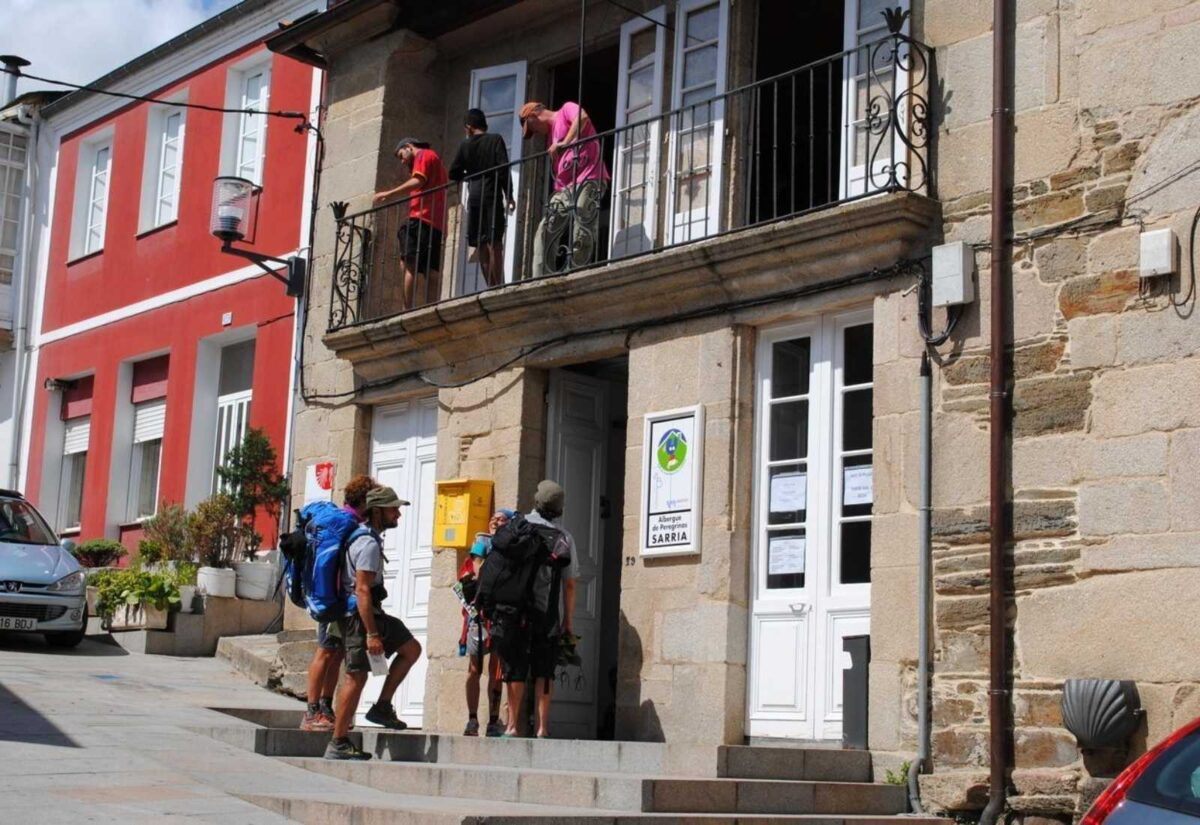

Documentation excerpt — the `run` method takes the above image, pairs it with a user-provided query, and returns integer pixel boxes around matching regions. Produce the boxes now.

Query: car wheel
[44,606,87,649]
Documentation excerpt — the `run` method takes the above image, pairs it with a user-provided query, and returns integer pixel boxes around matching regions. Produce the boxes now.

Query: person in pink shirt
[520,101,610,276]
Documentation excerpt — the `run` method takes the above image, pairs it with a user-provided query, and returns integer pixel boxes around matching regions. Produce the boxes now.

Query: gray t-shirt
[342,532,384,611]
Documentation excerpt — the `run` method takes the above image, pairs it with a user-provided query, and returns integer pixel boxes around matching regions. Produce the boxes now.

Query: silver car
[1083,716,1200,823]
[0,491,87,648]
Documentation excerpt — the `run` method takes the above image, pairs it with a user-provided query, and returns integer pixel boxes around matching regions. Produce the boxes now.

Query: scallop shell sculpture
[1061,678,1143,750]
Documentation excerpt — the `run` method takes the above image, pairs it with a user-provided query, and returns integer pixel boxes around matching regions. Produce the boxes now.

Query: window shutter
[63,417,90,455]
[133,400,166,445]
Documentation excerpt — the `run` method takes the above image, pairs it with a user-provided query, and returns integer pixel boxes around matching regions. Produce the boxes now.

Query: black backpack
[476,513,569,621]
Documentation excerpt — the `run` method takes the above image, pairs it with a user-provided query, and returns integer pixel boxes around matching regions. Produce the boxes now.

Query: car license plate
[0,616,36,631]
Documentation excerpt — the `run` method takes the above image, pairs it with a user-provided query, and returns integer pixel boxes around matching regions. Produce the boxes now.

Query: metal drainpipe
[980,0,1012,822]
[908,350,932,814]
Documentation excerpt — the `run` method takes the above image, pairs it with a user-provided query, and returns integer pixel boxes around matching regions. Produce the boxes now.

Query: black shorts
[465,198,507,247]
[493,613,558,683]
[316,621,342,651]
[338,611,414,673]
[398,220,444,274]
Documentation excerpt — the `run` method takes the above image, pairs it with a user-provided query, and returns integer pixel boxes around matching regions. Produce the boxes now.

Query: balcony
[324,32,939,378]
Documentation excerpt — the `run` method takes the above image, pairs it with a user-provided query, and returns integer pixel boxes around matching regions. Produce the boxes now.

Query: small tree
[187,494,243,569]
[215,428,290,557]
[141,503,191,561]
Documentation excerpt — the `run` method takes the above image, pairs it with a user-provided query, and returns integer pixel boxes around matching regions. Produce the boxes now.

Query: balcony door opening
[747,0,845,223]
[545,356,627,740]
[547,44,619,268]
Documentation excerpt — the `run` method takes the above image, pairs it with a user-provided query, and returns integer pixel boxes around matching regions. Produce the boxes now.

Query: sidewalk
[0,633,337,823]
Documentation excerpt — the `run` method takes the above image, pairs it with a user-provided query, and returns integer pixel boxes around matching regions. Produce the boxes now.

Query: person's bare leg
[378,638,421,706]
[306,647,333,704]
[486,655,502,724]
[334,671,367,739]
[466,655,482,718]
[504,680,525,736]
[402,260,416,310]
[320,649,343,705]
[535,677,554,738]
[481,242,504,287]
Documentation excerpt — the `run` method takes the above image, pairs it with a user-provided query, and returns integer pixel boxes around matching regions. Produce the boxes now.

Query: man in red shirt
[374,137,449,309]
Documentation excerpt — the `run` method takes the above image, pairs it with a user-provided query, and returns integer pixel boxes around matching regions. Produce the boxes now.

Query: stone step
[241,792,952,824]
[718,746,871,783]
[285,757,909,815]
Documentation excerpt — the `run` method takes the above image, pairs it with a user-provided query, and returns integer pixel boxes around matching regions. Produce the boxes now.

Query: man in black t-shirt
[448,109,514,288]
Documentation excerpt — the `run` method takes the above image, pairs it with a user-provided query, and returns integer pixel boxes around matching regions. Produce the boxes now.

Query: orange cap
[519,101,544,137]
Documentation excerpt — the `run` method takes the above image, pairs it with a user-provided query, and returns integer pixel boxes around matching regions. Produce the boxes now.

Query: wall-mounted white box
[931,241,976,307]
[1139,228,1179,278]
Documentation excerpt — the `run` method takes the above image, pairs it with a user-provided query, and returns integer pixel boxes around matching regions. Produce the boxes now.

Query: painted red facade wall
[27,42,313,550]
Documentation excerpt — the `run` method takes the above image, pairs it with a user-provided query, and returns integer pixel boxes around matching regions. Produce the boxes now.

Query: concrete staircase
[196,711,951,823]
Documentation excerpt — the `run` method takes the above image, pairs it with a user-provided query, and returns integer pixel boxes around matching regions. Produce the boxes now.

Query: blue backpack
[280,501,371,622]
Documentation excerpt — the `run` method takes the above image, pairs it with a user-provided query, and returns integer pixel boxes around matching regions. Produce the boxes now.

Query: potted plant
[91,568,180,630]
[188,494,241,598]
[141,503,191,562]
[169,561,199,613]
[217,428,289,600]
[72,538,127,569]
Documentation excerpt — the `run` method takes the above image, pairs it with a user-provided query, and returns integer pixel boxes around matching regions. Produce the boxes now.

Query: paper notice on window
[843,465,873,506]
[769,472,807,513]
[768,537,806,575]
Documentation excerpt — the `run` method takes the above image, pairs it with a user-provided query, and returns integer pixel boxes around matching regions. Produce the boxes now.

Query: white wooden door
[667,0,728,244]
[361,398,438,728]
[545,370,608,739]
[456,61,527,295]
[840,0,910,198]
[610,6,665,259]
[747,312,874,740]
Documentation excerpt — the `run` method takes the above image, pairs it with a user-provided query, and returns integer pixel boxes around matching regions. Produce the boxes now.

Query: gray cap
[394,136,430,153]
[364,485,409,510]
[534,479,565,513]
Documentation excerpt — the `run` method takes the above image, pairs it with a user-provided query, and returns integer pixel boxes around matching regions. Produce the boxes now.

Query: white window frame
[128,399,166,521]
[456,60,527,295]
[667,0,729,245]
[69,130,115,260]
[139,99,187,231]
[220,53,272,185]
[59,416,91,531]
[840,0,911,198]
[0,127,27,286]
[610,6,665,259]
[212,388,252,493]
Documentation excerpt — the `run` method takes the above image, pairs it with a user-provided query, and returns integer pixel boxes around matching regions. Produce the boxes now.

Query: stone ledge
[324,192,940,381]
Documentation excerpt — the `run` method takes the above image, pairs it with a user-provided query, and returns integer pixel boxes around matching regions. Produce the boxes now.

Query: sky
[1,0,243,97]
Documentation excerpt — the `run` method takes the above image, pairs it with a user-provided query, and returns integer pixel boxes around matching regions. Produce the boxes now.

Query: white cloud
[0,0,243,97]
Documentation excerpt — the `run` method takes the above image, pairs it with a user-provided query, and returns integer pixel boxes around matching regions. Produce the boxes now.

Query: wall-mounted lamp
[211,176,306,298]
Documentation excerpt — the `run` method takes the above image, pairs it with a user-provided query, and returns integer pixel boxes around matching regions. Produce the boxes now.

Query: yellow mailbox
[433,479,494,549]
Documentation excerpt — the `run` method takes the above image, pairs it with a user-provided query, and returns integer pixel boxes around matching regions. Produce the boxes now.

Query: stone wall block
[1058,269,1139,319]
[1078,478,1170,535]
[1014,728,1080,769]
[1083,531,1200,573]
[1014,190,1084,232]
[1118,309,1200,366]
[938,629,989,674]
[1080,431,1169,479]
[1013,373,1092,437]
[1014,434,1083,489]
[936,594,990,629]
[1067,314,1118,369]
[1169,428,1200,531]
[933,725,990,767]
[1091,359,1200,436]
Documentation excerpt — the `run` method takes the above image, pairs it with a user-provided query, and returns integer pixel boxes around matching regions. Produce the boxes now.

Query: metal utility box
[434,479,494,549]
[931,240,976,307]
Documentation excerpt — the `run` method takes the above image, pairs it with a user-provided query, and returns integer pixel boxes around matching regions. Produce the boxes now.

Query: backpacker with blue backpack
[280,501,371,622]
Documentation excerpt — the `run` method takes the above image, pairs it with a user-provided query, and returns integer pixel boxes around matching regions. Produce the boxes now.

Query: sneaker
[365,702,408,731]
[464,718,480,737]
[301,710,333,732]
[485,720,504,737]
[324,737,371,761]
[318,700,336,724]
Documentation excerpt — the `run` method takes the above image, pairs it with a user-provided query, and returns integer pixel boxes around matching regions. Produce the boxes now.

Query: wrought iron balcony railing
[328,31,931,332]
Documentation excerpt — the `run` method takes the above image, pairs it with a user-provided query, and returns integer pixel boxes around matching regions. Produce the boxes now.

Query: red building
[21,1,322,550]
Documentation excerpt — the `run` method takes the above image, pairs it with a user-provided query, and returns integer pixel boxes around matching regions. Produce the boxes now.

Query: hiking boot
[463,718,480,737]
[324,737,371,761]
[365,702,408,730]
[485,720,505,737]
[318,700,336,725]
[301,710,333,732]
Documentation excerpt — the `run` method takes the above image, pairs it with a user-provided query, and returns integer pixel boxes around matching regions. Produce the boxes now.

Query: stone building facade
[269,0,1200,820]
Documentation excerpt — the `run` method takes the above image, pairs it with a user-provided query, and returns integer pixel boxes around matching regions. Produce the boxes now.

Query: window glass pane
[842,453,873,518]
[65,452,87,528]
[767,463,807,525]
[842,387,872,451]
[490,114,515,150]
[628,64,655,111]
[844,324,873,385]
[136,440,162,518]
[859,0,891,29]
[630,27,656,64]
[840,520,871,584]
[772,338,810,398]
[479,75,515,114]
[683,44,718,88]
[686,4,719,43]
[766,528,806,590]
[770,399,808,461]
